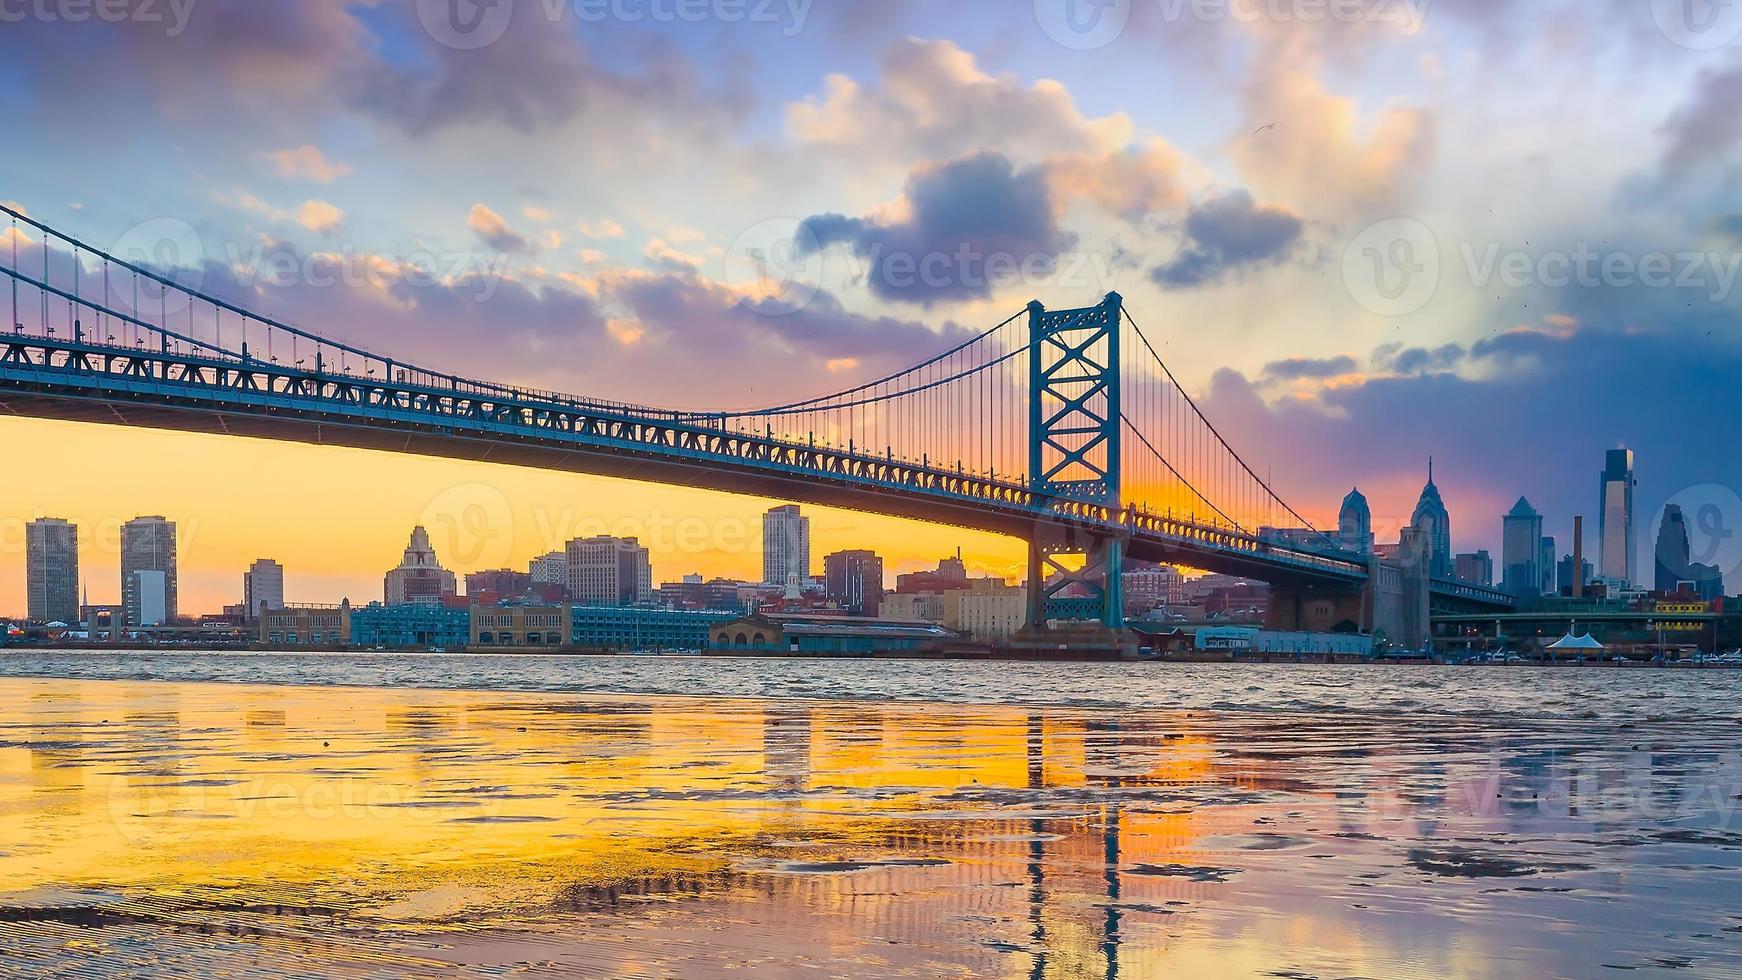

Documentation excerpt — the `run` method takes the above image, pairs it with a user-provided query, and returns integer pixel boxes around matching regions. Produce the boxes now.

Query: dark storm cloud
[1149,191,1304,290]
[799,152,1075,305]
[1657,58,1742,178]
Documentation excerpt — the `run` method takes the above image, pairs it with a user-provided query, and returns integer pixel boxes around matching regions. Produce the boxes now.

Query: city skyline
[4,0,1740,618]
[7,440,1724,618]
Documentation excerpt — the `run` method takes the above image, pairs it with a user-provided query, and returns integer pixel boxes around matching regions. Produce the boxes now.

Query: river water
[1,652,1739,978]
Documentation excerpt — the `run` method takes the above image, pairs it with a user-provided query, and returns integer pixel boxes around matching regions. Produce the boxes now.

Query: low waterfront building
[350,603,471,650]
[261,603,351,647]
[941,581,1025,639]
[709,613,956,656]
[471,605,569,649]
[571,606,739,652]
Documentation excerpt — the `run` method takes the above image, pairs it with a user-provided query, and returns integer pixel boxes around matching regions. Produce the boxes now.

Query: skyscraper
[762,505,811,590]
[1338,488,1373,553]
[1539,536,1557,597]
[567,536,653,606]
[25,518,78,625]
[384,526,457,605]
[1599,449,1636,588]
[121,516,177,626]
[244,559,285,619]
[824,550,884,615]
[1501,498,1543,598]
[1410,460,1452,578]
[1653,504,1711,595]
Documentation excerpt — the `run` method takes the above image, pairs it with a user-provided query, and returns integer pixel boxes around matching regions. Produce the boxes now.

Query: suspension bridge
[0,204,1513,642]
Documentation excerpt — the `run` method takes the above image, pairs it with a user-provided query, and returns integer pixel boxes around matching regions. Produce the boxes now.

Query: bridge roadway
[0,334,1514,609]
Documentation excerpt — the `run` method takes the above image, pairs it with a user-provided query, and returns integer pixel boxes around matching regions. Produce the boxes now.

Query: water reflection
[0,677,1739,977]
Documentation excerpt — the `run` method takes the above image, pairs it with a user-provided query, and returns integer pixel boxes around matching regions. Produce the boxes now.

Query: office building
[567,536,653,605]
[823,550,884,615]
[1599,449,1636,587]
[1539,536,1557,597]
[384,526,458,606]
[895,552,972,593]
[1124,564,1186,610]
[466,568,532,600]
[1654,505,1724,598]
[1338,488,1373,554]
[1501,498,1543,599]
[1410,461,1452,579]
[942,580,1026,639]
[121,516,177,626]
[243,559,285,620]
[762,505,811,590]
[25,518,78,625]
[1454,550,1494,588]
[528,552,568,594]
[657,577,749,611]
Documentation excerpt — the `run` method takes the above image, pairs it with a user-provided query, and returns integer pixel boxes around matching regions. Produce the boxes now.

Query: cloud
[800,152,1074,305]
[1657,59,1742,181]
[1227,31,1434,218]
[468,204,531,253]
[262,146,351,184]
[786,38,1130,164]
[523,206,555,223]
[1042,140,1192,222]
[1263,355,1358,380]
[579,219,626,239]
[1150,190,1304,289]
[296,200,345,233]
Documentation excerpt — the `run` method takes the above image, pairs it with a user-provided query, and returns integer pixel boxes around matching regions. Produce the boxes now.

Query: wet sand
[2,675,1740,978]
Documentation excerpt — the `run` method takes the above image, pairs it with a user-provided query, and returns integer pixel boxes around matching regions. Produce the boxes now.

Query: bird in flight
[1252,122,1280,135]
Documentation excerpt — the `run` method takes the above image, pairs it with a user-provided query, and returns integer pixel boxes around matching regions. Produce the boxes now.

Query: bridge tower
[1026,292,1125,631]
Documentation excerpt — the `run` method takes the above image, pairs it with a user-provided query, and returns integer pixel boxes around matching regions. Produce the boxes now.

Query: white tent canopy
[1546,632,1605,651]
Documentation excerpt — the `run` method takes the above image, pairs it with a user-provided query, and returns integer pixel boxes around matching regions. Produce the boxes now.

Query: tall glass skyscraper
[762,505,811,590]
[121,516,177,626]
[1501,497,1543,598]
[1599,449,1636,588]
[26,518,79,625]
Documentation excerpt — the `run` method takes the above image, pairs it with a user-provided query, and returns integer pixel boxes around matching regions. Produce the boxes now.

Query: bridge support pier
[1026,523,1125,631]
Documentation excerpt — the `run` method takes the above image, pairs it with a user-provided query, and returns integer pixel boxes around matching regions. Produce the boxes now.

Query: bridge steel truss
[1027,294,1126,629]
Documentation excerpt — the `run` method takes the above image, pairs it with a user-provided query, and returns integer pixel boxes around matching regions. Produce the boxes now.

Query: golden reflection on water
[2,677,1740,978]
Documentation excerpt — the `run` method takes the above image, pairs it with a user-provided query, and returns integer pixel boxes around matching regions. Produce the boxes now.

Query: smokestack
[1572,515,1585,598]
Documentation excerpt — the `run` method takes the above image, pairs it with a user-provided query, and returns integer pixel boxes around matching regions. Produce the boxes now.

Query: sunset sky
[2,0,1739,615]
